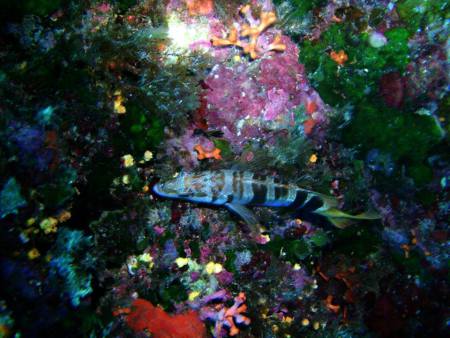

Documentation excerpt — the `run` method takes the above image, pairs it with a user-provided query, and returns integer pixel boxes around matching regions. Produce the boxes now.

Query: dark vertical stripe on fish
[211,188,218,203]
[289,190,308,209]
[215,170,225,193]
[210,171,223,203]
[301,195,323,212]
[250,182,267,205]
[275,186,288,201]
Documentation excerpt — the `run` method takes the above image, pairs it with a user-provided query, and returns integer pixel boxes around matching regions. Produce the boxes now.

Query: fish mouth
[152,183,165,197]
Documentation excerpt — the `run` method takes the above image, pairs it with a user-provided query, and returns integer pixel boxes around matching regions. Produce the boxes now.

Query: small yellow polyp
[205,261,223,274]
[175,257,189,267]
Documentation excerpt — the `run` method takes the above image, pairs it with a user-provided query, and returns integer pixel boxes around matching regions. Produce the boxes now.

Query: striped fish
[153,170,379,234]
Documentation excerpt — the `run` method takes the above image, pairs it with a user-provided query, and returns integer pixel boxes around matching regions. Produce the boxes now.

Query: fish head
[153,171,214,203]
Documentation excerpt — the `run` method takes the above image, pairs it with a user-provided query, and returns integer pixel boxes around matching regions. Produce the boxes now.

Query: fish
[153,170,379,235]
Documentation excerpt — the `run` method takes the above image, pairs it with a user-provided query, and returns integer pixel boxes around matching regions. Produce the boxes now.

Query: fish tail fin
[315,208,381,229]
[318,194,339,209]
[326,217,355,229]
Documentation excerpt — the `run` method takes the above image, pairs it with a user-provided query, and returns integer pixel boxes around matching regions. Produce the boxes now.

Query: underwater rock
[379,72,406,108]
[366,149,395,175]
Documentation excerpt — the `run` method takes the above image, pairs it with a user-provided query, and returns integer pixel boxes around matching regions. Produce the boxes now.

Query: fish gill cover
[0,0,448,337]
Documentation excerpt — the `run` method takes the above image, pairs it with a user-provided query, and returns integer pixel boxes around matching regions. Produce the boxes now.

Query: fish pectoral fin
[225,203,259,226]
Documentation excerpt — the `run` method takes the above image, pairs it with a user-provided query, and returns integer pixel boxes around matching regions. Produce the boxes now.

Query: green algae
[398,0,450,37]
[299,19,444,185]
[300,24,410,106]
[1,0,62,18]
[275,0,327,17]
[119,102,164,153]
[343,105,443,163]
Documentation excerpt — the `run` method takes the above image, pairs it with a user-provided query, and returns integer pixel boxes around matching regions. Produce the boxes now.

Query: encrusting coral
[114,298,207,338]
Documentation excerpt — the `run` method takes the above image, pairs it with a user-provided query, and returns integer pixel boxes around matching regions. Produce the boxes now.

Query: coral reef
[0,0,448,337]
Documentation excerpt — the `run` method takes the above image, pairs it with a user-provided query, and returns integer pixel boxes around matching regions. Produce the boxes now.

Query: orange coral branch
[330,50,348,66]
[222,292,251,336]
[194,144,222,160]
[211,27,240,47]
[268,34,286,52]
[211,4,285,59]
[112,307,131,316]
[325,295,341,313]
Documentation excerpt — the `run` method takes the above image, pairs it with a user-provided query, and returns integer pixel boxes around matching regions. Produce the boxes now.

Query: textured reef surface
[0,0,448,337]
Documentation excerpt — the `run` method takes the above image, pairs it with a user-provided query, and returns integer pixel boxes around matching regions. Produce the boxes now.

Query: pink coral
[263,88,290,121]
[205,64,264,122]
[165,0,330,163]
[203,32,328,148]
[258,35,306,97]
